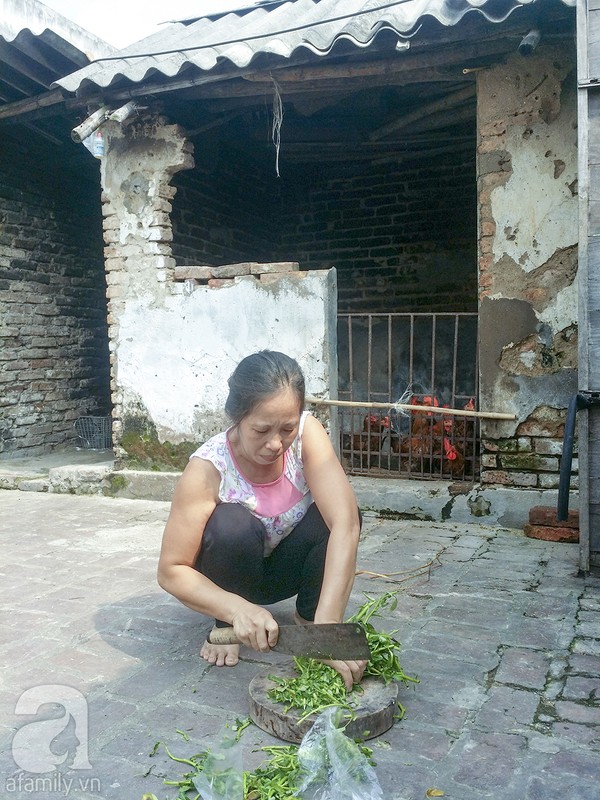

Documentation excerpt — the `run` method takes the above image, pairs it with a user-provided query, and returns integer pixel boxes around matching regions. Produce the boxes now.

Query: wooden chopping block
[248,664,399,743]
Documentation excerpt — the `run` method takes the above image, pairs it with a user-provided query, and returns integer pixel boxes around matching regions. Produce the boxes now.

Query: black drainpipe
[557,392,595,521]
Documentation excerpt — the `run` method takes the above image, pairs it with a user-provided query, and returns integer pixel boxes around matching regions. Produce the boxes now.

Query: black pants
[194,502,331,627]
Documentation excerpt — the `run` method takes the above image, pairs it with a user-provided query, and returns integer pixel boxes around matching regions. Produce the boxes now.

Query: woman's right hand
[230,603,279,652]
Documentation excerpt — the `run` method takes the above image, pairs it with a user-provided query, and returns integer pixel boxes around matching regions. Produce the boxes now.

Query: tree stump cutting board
[248,664,399,743]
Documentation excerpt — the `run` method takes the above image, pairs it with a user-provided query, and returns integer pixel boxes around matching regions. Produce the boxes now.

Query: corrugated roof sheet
[55,0,575,96]
[0,0,115,137]
[1,0,114,61]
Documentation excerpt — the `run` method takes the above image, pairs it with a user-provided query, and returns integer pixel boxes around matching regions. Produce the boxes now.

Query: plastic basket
[74,416,113,449]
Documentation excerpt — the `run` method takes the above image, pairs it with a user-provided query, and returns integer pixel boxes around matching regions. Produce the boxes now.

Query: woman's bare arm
[301,414,361,624]
[157,458,278,649]
[301,414,364,688]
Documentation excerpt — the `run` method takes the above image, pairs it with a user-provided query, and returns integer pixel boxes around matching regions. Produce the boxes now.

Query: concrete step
[0,449,566,530]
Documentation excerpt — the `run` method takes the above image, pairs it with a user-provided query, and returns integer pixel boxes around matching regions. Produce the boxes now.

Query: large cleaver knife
[208,622,370,660]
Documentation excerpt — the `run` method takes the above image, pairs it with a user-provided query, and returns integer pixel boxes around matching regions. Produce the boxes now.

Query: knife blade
[208,622,370,660]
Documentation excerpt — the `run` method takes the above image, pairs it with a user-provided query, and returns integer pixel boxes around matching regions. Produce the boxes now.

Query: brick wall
[280,156,477,313]
[170,144,477,315]
[171,143,283,265]
[0,134,109,457]
[480,408,577,491]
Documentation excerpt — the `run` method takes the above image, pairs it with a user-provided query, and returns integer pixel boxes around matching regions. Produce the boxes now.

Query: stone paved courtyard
[0,490,598,799]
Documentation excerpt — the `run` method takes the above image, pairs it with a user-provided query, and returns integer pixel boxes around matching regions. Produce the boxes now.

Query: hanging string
[271,76,284,177]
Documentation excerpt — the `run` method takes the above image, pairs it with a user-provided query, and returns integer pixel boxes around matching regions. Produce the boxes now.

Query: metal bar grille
[337,312,479,481]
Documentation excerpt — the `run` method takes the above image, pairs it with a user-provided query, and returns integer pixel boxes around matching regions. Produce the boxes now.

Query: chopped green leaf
[232,717,253,740]
[266,592,418,720]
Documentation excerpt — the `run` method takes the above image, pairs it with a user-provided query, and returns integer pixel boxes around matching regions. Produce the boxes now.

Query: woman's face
[235,387,301,466]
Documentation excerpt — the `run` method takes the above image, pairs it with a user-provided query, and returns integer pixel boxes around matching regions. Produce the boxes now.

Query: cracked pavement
[0,490,598,799]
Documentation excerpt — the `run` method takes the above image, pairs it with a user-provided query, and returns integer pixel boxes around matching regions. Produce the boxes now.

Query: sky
[41,0,260,48]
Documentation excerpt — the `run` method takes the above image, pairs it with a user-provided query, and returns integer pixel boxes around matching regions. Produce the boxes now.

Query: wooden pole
[306,397,516,421]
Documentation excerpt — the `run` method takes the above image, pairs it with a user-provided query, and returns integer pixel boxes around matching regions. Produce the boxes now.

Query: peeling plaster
[487,246,578,329]
[479,295,578,436]
[480,296,538,375]
[491,129,577,272]
[499,328,576,376]
[100,119,193,297]
[120,172,150,216]
[491,120,577,271]
[518,348,537,370]
[483,245,578,380]
[477,49,578,447]
[516,404,567,438]
[537,282,577,329]
[481,371,577,440]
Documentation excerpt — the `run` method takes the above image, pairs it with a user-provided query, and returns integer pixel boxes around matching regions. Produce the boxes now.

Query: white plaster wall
[116,270,337,443]
[487,57,578,330]
[490,123,577,276]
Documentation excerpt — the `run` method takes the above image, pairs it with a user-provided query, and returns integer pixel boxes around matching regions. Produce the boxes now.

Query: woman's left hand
[322,658,367,691]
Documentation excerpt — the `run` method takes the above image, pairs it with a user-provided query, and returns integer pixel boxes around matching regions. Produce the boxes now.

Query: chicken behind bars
[350,413,387,453]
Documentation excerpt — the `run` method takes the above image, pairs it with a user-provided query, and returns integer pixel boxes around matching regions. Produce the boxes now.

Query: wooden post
[306,396,516,421]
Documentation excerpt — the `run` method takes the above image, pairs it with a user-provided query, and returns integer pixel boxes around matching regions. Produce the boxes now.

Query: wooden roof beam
[188,70,471,101]
[370,85,475,140]
[404,104,476,135]
[0,87,65,121]
[263,139,473,164]
[242,37,515,84]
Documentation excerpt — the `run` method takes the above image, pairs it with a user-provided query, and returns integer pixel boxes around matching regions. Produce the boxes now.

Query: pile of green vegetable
[143,742,302,800]
[143,737,376,800]
[267,591,418,720]
[142,592,416,800]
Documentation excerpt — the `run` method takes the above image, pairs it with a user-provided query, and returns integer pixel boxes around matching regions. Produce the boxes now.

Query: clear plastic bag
[192,731,244,800]
[297,708,384,800]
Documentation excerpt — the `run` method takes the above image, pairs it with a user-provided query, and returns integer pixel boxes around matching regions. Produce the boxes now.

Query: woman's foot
[200,629,240,666]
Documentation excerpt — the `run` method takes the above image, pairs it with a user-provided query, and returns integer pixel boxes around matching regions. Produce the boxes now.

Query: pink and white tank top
[191,411,313,555]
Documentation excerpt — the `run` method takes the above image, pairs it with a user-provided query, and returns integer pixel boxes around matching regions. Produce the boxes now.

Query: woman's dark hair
[225,350,305,424]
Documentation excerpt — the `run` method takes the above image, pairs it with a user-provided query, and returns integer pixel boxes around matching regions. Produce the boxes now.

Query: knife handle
[207,627,241,645]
